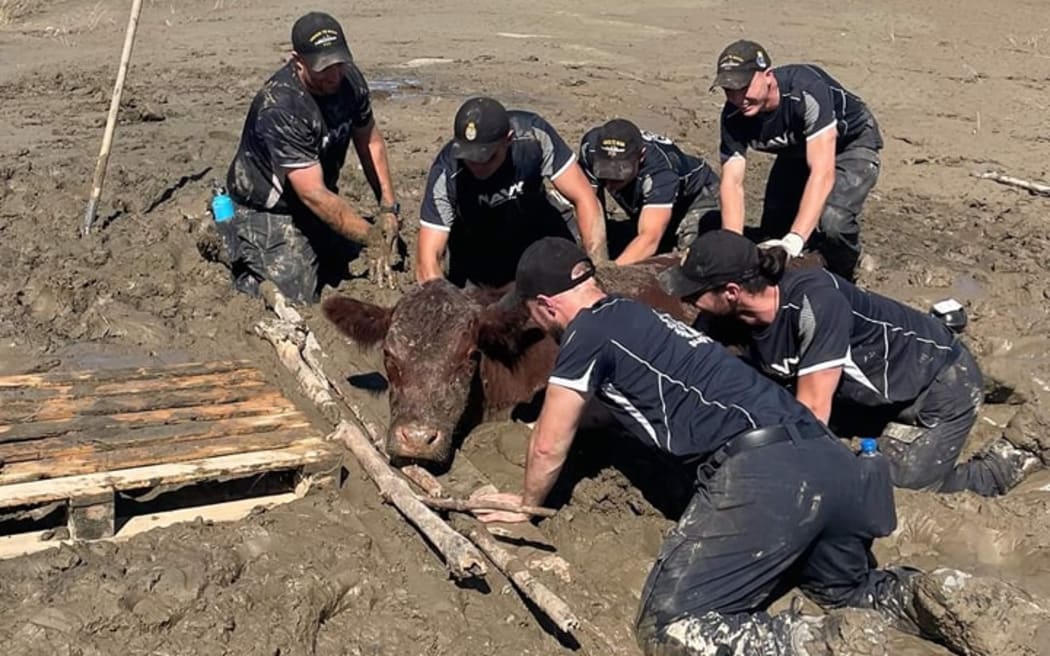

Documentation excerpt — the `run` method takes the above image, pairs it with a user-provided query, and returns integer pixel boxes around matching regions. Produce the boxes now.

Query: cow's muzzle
[388,422,450,463]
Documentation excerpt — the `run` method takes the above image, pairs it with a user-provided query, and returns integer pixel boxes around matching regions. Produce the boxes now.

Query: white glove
[757,232,805,257]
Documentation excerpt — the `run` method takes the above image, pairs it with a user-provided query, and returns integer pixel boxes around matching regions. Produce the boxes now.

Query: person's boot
[1002,402,1050,464]
[980,437,1042,493]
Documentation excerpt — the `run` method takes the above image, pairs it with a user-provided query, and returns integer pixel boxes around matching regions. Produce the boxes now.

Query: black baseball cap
[658,230,760,298]
[516,237,595,299]
[591,119,644,181]
[451,97,511,162]
[292,12,354,73]
[710,40,771,91]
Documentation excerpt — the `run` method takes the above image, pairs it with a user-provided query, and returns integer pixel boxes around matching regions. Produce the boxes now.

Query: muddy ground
[1,0,1049,654]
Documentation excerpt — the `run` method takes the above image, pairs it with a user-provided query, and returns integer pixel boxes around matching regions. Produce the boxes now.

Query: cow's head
[322,280,542,465]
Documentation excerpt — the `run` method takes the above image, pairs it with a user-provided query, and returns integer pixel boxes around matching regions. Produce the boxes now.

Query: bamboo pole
[83,0,146,236]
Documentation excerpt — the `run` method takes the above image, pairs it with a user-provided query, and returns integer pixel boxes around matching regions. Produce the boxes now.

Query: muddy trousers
[228,205,360,304]
[635,424,903,656]
[760,144,880,281]
[878,344,1022,497]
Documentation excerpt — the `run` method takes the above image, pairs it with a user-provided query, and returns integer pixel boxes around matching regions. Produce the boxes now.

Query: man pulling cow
[224,12,401,303]
[578,118,721,265]
[417,97,607,288]
[659,229,1045,496]
[713,40,882,281]
[473,237,935,654]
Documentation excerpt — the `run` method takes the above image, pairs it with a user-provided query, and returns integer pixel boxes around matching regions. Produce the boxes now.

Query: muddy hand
[364,213,398,289]
[471,492,530,524]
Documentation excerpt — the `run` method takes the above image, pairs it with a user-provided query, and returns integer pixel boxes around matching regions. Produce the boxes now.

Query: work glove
[363,211,400,289]
[757,231,806,258]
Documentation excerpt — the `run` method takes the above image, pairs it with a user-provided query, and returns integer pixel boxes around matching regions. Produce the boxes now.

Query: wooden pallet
[0,360,343,545]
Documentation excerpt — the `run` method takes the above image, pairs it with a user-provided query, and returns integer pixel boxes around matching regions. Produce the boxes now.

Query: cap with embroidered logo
[591,118,644,181]
[291,12,353,73]
[710,40,771,91]
[452,97,511,162]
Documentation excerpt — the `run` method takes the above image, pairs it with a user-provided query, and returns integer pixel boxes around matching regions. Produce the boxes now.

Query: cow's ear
[321,295,393,347]
[477,303,544,366]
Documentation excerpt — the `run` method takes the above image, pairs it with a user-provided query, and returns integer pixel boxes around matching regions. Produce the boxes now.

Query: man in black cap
[224,11,401,303]
[712,39,883,281]
[578,119,721,265]
[470,236,934,655]
[416,97,606,288]
[658,229,1044,497]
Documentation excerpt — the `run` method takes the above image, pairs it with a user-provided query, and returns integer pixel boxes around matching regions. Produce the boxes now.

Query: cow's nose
[391,423,444,457]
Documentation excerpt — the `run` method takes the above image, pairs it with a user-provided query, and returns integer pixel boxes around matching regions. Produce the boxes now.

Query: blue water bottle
[857,437,897,536]
[210,182,235,223]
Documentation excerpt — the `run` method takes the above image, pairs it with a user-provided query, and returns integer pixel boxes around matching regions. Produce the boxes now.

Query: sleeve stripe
[806,121,837,141]
[281,161,319,170]
[419,220,452,233]
[550,152,578,181]
[641,203,674,210]
[548,375,591,392]
[797,358,848,376]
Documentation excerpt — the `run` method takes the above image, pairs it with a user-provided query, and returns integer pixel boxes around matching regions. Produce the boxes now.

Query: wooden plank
[0,439,337,508]
[0,411,312,465]
[0,360,253,389]
[0,391,299,444]
[0,493,301,560]
[0,379,272,424]
[0,368,267,402]
[68,491,115,540]
[0,427,322,485]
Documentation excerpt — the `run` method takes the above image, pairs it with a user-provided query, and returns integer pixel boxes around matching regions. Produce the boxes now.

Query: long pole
[83,0,145,237]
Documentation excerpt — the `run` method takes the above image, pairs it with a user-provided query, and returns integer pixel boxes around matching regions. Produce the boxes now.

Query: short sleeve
[548,320,610,396]
[257,108,321,170]
[796,288,852,376]
[419,153,456,231]
[718,106,748,162]
[799,83,836,140]
[529,115,576,180]
[344,65,375,128]
[641,168,678,209]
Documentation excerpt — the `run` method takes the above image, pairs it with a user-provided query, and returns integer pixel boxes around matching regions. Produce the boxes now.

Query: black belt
[722,422,828,458]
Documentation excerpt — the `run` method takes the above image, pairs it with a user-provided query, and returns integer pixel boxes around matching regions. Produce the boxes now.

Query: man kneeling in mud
[472,237,929,654]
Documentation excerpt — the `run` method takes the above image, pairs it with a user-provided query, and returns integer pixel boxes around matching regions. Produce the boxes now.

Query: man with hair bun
[659,229,1044,497]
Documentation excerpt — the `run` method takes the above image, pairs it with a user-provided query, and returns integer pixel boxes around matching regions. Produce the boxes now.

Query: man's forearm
[790,171,835,241]
[521,442,567,507]
[720,180,746,233]
[577,204,608,262]
[366,134,396,207]
[299,186,372,242]
[615,232,660,265]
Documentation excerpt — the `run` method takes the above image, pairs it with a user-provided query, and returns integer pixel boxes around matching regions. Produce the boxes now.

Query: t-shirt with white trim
[748,268,959,408]
[718,64,882,162]
[419,110,580,287]
[548,296,818,459]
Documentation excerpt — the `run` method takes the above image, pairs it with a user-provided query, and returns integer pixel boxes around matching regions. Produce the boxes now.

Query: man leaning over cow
[416,96,607,289]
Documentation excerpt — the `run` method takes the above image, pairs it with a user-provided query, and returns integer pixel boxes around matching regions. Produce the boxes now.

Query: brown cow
[322,261,696,466]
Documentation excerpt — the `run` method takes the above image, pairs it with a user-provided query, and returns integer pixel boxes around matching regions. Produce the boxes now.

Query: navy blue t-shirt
[748,269,958,407]
[419,110,579,287]
[579,128,718,223]
[548,296,817,459]
[719,64,882,162]
[227,63,374,213]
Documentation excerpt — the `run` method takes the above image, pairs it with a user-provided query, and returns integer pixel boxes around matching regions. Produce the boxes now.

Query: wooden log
[0,427,316,485]
[419,496,557,518]
[972,170,1050,197]
[452,516,579,634]
[254,319,341,424]
[401,465,443,496]
[330,421,486,580]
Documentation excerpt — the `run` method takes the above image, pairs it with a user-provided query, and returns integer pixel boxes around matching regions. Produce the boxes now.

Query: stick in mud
[419,496,557,518]
[83,0,146,236]
[451,516,580,634]
[329,421,488,580]
[972,170,1050,197]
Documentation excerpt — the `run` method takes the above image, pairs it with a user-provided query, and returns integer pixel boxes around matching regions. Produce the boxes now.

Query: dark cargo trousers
[877,344,1023,497]
[606,181,722,261]
[760,144,880,281]
[635,426,902,656]
[228,205,361,304]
